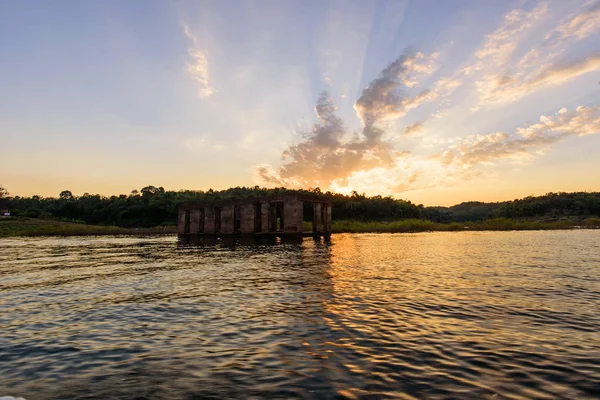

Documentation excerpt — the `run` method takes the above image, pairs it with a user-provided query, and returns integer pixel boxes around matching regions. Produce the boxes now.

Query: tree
[60,190,74,200]
[140,186,164,196]
[0,184,9,209]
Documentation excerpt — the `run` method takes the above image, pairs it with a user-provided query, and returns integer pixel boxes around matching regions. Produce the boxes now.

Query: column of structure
[220,205,234,234]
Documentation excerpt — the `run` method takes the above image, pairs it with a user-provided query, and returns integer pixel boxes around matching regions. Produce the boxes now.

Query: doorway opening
[302,202,314,232]
[269,202,284,232]
[254,203,262,232]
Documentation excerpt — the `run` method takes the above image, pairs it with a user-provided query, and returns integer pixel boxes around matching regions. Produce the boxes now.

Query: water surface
[1,231,599,399]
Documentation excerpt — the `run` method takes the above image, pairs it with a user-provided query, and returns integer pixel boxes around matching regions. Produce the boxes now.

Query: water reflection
[177,234,310,248]
[0,232,599,399]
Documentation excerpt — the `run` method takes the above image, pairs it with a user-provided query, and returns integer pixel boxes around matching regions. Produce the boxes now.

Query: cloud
[519,2,600,72]
[254,3,600,196]
[258,90,398,188]
[464,3,549,76]
[528,55,600,87]
[476,55,600,106]
[183,24,214,99]
[183,135,224,152]
[257,51,441,189]
[328,154,485,196]
[329,166,420,195]
[354,52,439,141]
[431,105,600,167]
[401,122,424,136]
[255,164,285,186]
[553,1,600,40]
[468,2,600,108]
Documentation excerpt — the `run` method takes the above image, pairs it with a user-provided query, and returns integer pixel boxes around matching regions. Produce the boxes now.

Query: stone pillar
[297,200,304,232]
[313,203,322,232]
[204,207,215,234]
[177,207,187,234]
[283,196,302,233]
[325,204,332,232]
[240,204,254,233]
[261,202,270,232]
[190,209,201,234]
[221,205,234,234]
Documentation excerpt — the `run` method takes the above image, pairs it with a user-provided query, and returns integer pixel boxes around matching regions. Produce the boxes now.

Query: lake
[1,231,599,399]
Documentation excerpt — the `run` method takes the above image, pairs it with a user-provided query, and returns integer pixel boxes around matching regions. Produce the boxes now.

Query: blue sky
[1,0,599,205]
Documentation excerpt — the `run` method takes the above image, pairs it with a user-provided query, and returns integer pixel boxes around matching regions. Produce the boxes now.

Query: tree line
[1,184,599,227]
[434,192,600,221]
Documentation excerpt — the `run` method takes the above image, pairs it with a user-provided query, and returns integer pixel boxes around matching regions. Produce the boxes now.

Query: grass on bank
[1,216,599,238]
[0,217,176,238]
[330,217,600,233]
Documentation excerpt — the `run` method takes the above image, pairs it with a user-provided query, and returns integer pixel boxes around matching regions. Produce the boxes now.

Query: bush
[22,209,43,218]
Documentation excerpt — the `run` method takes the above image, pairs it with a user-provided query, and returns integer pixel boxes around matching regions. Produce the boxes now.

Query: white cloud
[466,3,549,75]
[401,122,424,137]
[183,24,214,99]
[431,105,600,167]
[468,2,600,108]
[184,135,223,152]
[476,55,600,106]
[554,1,600,40]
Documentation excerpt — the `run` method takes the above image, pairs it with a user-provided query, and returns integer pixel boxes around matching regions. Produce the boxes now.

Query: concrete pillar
[261,202,270,232]
[190,209,201,234]
[177,207,187,234]
[221,205,234,234]
[283,196,302,233]
[325,204,332,232]
[313,203,322,232]
[204,207,215,234]
[297,200,304,232]
[240,204,255,233]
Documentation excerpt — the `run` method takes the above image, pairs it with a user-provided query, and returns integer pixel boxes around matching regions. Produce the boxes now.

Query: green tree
[0,184,9,209]
[60,190,74,200]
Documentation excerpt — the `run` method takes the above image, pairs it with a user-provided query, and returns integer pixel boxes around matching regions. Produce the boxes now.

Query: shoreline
[1,217,599,238]
[329,218,600,233]
[0,217,177,238]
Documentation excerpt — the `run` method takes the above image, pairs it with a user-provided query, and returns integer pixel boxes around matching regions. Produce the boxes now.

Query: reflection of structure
[178,234,307,248]
[178,194,332,237]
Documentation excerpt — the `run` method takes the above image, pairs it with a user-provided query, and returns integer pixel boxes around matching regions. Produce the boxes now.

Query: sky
[1,0,599,206]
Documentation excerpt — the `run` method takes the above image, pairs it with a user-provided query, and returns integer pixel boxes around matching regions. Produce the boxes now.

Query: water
[1,231,599,399]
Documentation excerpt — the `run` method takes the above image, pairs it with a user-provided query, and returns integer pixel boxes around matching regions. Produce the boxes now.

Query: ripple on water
[0,231,599,399]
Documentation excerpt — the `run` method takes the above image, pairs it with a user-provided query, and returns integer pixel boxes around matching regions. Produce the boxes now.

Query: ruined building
[178,194,332,236]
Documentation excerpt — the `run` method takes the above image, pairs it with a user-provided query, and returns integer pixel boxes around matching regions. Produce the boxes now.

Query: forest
[1,184,599,228]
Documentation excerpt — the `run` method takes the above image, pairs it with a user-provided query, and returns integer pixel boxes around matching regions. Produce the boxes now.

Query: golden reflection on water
[319,232,600,398]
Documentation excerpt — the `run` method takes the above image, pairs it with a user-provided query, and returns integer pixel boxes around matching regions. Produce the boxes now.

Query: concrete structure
[178,194,332,237]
